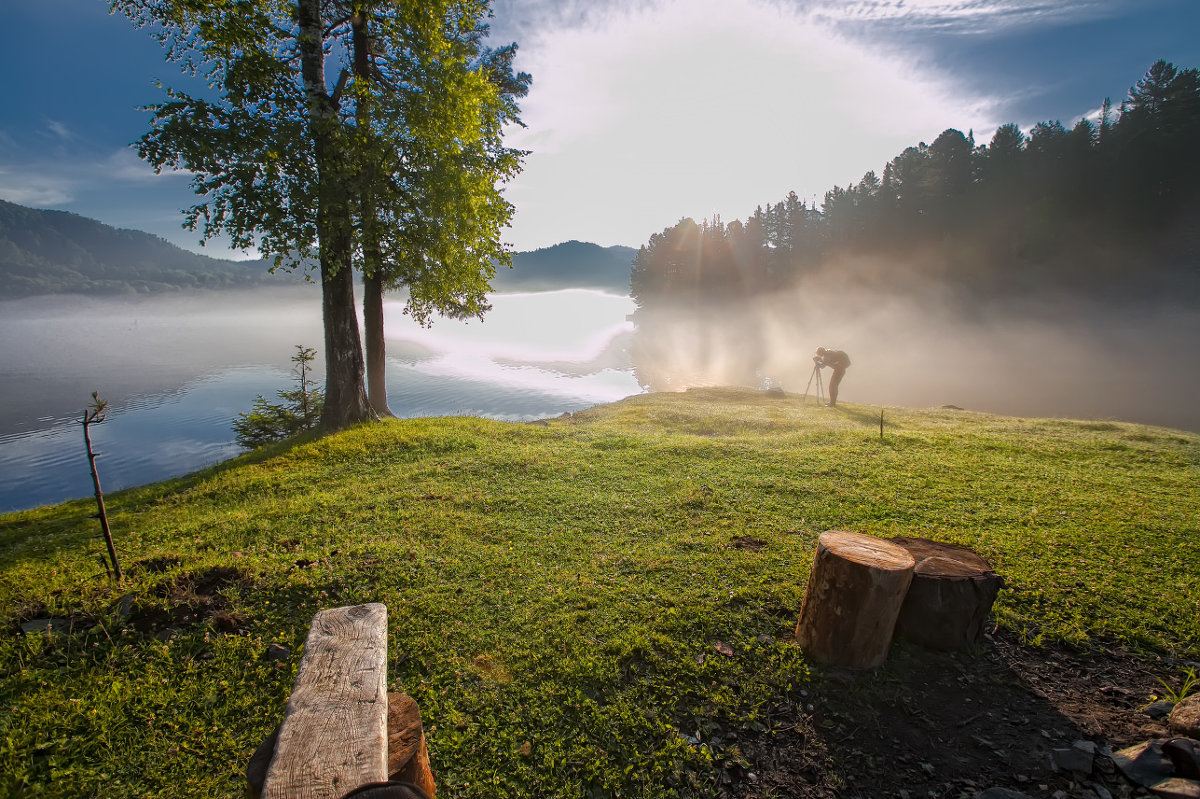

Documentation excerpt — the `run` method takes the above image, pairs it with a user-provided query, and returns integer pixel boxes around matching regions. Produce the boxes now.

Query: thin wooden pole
[83,411,122,582]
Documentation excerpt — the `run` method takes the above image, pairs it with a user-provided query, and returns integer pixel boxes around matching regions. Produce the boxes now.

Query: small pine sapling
[233,345,325,449]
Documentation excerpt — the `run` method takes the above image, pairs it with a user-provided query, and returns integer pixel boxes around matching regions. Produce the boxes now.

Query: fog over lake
[0,286,640,512]
[3,281,1198,514]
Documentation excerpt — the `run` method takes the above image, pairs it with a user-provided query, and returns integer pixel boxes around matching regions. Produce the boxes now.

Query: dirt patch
[730,630,1192,798]
[731,536,769,551]
[119,565,249,635]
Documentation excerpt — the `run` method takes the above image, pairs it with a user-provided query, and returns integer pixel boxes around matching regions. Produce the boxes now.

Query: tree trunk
[319,252,374,431]
[387,693,437,797]
[363,272,394,417]
[890,537,1004,651]
[298,0,375,433]
[794,531,915,669]
[351,9,393,420]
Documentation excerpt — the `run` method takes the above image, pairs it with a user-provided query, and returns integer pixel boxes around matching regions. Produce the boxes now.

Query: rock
[1150,777,1200,799]
[1164,739,1200,780]
[1113,741,1175,789]
[19,618,69,635]
[1092,784,1114,799]
[113,594,138,621]
[1052,743,1095,775]
[974,789,1035,799]
[1170,697,1200,738]
[1146,701,1178,719]
[265,643,291,662]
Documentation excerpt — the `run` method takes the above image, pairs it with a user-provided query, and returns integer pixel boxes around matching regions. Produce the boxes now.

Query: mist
[630,272,1200,433]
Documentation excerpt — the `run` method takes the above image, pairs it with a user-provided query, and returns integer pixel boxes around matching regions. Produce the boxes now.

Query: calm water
[0,287,641,513]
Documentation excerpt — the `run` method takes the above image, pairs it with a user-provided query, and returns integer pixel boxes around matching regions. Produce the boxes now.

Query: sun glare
[504,0,996,251]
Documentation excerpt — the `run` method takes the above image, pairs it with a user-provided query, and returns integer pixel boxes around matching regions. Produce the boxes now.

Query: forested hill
[0,201,634,298]
[493,240,636,294]
[0,200,287,298]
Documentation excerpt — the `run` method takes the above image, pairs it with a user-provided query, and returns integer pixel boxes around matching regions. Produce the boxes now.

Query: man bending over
[813,347,851,407]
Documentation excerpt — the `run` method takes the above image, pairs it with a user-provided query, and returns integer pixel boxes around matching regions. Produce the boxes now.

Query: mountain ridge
[0,200,634,298]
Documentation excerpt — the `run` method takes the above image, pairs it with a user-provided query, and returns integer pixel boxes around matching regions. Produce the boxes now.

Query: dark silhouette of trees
[631,59,1200,316]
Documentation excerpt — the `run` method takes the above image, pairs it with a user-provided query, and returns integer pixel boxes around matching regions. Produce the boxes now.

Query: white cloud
[803,0,1125,32]
[501,0,999,250]
[0,170,74,208]
[46,120,74,141]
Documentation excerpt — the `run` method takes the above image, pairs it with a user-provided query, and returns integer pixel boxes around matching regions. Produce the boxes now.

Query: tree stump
[794,531,915,669]
[387,693,437,798]
[890,537,1004,651]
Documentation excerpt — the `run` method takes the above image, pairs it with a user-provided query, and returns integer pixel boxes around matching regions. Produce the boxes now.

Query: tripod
[803,362,824,405]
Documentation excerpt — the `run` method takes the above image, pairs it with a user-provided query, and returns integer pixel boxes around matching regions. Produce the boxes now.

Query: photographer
[813,347,851,407]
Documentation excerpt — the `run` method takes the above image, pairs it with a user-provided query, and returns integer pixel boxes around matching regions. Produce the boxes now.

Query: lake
[0,287,641,513]
[4,283,1198,514]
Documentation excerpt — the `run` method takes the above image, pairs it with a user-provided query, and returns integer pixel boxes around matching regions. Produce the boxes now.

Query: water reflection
[0,288,641,512]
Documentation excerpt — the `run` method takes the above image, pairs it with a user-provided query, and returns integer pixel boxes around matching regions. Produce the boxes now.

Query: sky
[1,0,1198,258]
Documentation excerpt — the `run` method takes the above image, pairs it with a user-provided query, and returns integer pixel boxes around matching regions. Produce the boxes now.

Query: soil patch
[119,565,249,635]
[731,630,1193,798]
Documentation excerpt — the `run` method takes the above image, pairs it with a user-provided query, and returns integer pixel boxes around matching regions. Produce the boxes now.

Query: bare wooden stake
[82,393,121,582]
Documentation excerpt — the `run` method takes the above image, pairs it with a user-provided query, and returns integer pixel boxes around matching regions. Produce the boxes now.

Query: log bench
[246,603,436,799]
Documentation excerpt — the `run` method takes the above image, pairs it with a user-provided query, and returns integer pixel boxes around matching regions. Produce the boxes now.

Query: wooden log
[246,726,280,798]
[890,536,1004,651]
[387,693,437,797]
[262,603,389,799]
[794,531,915,669]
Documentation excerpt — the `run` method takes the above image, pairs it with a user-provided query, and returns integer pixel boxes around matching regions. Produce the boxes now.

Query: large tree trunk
[889,537,1004,651]
[352,11,393,419]
[298,0,374,432]
[363,272,394,417]
[794,531,915,669]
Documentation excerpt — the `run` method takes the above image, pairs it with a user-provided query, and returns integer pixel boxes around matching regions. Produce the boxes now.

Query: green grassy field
[2,388,1197,797]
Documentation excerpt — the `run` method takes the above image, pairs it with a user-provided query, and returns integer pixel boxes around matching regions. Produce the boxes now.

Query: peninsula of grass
[2,388,1197,797]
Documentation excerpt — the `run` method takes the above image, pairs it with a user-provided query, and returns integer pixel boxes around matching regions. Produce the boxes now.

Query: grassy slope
[1,388,1197,797]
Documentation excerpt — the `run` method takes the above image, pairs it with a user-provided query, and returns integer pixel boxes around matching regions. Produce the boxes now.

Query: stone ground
[730,629,1197,799]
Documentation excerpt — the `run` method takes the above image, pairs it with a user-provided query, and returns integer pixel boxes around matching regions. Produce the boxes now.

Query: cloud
[500,0,999,250]
[0,170,74,208]
[46,120,74,141]
[803,0,1126,32]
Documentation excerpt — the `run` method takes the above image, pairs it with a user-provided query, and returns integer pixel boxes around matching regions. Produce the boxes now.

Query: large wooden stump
[794,531,915,669]
[890,537,1004,651]
[387,693,437,797]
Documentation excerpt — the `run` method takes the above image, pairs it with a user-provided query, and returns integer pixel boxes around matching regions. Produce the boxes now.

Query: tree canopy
[112,0,528,429]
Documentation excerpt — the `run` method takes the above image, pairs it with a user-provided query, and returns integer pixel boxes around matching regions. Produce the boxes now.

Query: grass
[1,387,1197,797]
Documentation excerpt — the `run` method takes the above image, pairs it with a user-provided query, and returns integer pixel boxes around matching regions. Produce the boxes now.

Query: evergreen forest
[631,60,1200,311]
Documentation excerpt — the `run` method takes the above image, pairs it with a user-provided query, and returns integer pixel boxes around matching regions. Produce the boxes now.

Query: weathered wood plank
[262,603,389,799]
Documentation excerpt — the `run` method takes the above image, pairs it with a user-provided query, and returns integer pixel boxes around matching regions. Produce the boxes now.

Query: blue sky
[1,0,1197,257]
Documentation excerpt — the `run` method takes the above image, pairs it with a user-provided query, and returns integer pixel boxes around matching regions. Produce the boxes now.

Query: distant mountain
[493,240,635,294]
[0,199,290,298]
[0,200,634,298]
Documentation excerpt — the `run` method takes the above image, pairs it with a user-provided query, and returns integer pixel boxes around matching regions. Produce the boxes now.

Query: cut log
[794,531,915,669]
[890,537,1004,651]
[387,693,437,797]
[246,726,280,798]
[262,603,389,799]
